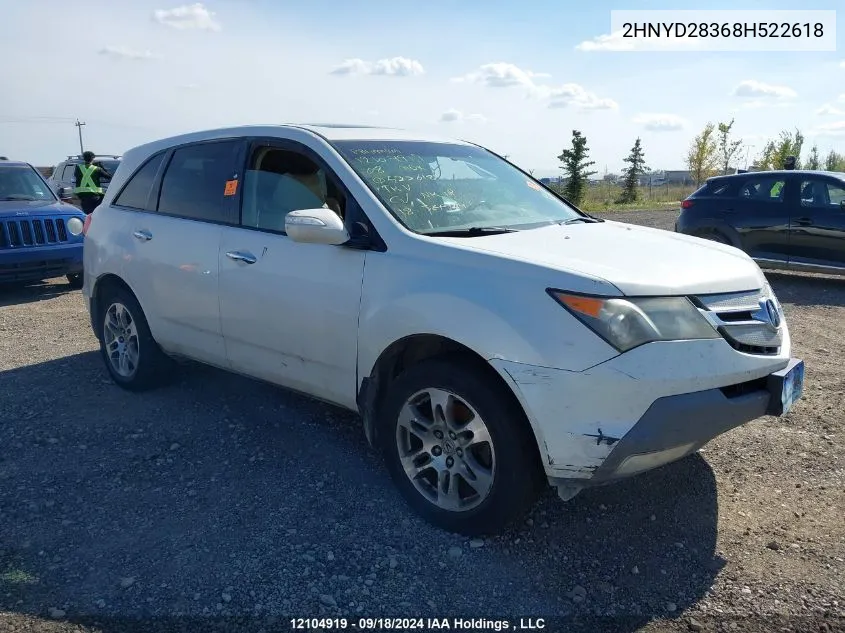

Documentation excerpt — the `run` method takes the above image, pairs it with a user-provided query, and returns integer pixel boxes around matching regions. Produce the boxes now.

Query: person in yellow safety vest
[74,151,112,215]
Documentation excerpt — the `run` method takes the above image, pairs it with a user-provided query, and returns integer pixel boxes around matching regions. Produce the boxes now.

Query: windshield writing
[334,141,581,233]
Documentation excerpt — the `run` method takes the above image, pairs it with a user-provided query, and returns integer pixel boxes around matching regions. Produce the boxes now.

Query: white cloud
[732,80,797,99]
[813,121,845,136]
[546,83,618,110]
[153,3,220,31]
[451,62,549,89]
[330,57,424,77]
[452,63,615,111]
[439,109,487,123]
[632,113,686,131]
[575,29,701,52]
[99,46,158,60]
[817,103,845,116]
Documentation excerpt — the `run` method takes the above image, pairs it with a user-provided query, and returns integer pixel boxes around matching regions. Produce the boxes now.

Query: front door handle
[133,230,152,241]
[794,217,813,227]
[225,250,257,264]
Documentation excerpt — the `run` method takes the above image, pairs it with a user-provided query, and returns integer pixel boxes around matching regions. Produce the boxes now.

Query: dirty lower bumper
[585,358,803,484]
[491,337,799,484]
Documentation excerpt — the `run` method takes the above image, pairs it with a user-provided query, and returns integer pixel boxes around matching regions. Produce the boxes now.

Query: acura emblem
[761,299,781,330]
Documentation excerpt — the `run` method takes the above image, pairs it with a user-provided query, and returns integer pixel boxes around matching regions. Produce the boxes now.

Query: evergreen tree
[618,138,647,204]
[558,130,597,206]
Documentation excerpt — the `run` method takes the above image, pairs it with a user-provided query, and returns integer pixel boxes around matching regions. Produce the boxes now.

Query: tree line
[686,119,845,185]
[554,125,845,206]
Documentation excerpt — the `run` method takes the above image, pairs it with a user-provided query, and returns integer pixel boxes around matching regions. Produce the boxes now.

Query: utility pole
[74,119,86,155]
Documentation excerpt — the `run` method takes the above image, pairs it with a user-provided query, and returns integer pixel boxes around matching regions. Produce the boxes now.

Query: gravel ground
[1,209,843,633]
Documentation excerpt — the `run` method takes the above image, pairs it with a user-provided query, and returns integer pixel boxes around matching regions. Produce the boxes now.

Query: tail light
[681,199,694,209]
[82,213,93,235]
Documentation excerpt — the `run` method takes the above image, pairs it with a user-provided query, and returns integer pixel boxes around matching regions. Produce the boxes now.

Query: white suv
[82,125,804,535]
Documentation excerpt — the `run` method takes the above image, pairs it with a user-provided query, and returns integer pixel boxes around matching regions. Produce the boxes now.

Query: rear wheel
[97,286,173,391]
[701,231,729,245]
[379,356,543,535]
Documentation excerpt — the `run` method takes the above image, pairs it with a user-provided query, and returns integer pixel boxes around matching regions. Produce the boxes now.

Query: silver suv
[48,154,121,204]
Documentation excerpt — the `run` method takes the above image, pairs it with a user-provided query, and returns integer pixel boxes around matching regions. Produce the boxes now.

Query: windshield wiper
[560,216,603,225]
[423,226,517,237]
[0,195,37,201]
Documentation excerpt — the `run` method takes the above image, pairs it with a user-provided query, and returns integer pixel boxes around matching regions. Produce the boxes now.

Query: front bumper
[491,335,799,485]
[0,243,83,282]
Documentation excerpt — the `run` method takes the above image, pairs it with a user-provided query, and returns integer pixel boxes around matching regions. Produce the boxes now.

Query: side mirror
[58,186,73,200]
[284,208,350,245]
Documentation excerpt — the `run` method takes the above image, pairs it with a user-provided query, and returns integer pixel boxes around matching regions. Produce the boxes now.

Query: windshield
[332,140,582,234]
[0,165,57,202]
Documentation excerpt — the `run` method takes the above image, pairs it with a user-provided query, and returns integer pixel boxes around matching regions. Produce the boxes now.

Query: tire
[379,356,543,535]
[702,231,729,245]
[97,286,173,391]
[66,273,83,289]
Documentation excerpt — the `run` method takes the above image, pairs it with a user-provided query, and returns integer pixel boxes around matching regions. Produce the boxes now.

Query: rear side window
[113,152,166,210]
[692,181,733,197]
[157,141,240,223]
[738,176,786,202]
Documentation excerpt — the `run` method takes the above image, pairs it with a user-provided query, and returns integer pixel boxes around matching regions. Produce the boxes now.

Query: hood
[439,220,766,296]
[0,199,83,218]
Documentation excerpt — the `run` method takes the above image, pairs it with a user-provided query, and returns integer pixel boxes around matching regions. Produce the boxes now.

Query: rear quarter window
[113,152,166,210]
[691,180,734,197]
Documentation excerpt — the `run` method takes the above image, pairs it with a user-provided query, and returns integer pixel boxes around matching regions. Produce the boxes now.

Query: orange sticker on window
[527,180,542,191]
[224,179,238,196]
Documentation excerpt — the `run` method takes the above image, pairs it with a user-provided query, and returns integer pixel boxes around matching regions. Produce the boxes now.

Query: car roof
[709,170,845,181]
[0,160,33,168]
[61,155,122,162]
[128,124,472,155]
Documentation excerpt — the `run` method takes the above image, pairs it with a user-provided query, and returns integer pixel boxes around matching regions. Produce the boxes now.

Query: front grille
[0,218,69,249]
[693,287,783,356]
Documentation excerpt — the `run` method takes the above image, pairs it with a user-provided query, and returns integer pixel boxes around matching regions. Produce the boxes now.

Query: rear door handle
[133,230,152,241]
[225,250,257,264]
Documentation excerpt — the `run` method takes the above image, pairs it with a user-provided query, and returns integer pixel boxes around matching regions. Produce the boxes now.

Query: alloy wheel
[395,388,496,512]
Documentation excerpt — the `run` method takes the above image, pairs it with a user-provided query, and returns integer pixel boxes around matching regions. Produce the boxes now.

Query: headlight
[548,290,720,352]
[67,217,84,236]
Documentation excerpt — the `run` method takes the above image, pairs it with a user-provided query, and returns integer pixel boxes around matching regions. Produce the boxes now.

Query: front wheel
[379,356,543,535]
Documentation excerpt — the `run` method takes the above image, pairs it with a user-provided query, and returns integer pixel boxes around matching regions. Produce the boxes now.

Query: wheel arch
[692,223,742,248]
[357,333,547,475]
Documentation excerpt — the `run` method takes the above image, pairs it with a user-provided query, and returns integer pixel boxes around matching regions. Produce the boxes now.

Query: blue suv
[0,158,86,288]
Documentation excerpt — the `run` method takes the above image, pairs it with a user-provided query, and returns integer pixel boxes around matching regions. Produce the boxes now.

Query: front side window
[157,141,240,223]
[800,179,845,209]
[332,140,581,233]
[241,147,346,232]
[113,152,166,210]
[61,165,76,182]
[0,165,56,201]
[738,177,786,202]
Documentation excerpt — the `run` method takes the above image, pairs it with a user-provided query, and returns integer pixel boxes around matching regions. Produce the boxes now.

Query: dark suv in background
[675,170,845,276]
[47,154,121,206]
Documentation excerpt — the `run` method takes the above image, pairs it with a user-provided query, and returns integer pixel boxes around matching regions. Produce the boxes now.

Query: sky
[1,0,844,177]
